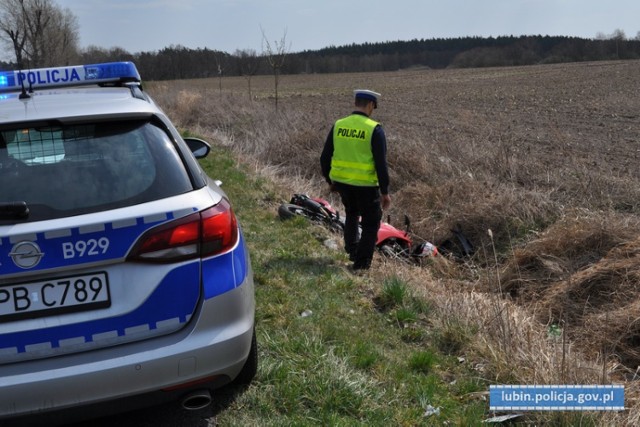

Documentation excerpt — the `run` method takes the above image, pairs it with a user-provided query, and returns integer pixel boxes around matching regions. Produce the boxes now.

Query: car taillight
[128,199,238,262]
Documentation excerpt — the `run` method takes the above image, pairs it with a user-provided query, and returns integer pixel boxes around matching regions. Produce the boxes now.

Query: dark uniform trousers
[334,182,382,269]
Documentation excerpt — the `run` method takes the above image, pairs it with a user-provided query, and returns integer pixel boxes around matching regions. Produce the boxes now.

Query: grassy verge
[200,146,613,427]
[201,146,490,425]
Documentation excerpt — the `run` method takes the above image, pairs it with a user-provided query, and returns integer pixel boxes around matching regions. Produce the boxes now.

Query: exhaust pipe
[180,389,212,411]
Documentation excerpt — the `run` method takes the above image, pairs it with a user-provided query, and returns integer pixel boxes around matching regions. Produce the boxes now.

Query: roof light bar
[0,62,141,93]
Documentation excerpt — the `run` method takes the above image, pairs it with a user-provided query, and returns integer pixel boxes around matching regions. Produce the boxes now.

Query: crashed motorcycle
[278,194,437,263]
[277,193,345,233]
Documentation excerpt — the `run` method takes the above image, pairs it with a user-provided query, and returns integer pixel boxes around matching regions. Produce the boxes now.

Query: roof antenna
[18,73,30,100]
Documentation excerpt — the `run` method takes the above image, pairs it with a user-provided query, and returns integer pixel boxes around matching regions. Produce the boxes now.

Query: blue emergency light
[0,62,141,93]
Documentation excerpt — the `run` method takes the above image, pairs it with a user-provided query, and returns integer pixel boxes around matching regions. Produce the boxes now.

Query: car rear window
[0,120,193,221]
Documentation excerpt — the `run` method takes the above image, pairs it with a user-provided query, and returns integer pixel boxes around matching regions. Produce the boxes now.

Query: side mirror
[183,137,211,159]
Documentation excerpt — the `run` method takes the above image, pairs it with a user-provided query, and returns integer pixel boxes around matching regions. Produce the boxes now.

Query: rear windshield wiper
[0,201,29,219]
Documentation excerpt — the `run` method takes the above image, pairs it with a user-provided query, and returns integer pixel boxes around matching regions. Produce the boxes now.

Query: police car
[0,62,256,423]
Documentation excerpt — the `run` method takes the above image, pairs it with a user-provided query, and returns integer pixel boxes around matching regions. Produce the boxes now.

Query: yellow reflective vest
[329,114,379,186]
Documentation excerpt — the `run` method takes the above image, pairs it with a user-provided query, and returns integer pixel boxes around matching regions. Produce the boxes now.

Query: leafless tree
[42,4,79,66]
[214,51,228,94]
[261,27,290,111]
[0,0,27,66]
[234,48,261,99]
[596,29,627,59]
[0,0,79,68]
[610,29,626,59]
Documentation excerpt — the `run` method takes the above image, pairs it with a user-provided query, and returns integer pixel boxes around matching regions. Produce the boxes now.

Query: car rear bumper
[0,274,255,421]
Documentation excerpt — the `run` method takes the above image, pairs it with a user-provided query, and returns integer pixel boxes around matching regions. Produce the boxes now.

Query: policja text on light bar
[0,62,141,93]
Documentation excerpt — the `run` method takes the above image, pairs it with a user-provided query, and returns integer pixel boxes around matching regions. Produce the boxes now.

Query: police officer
[320,89,391,271]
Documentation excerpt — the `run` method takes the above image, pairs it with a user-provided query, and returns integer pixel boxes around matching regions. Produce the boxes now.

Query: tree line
[88,34,640,81]
[1,0,639,81]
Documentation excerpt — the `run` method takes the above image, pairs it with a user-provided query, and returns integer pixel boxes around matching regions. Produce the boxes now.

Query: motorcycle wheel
[279,203,345,235]
[379,240,415,264]
[278,203,312,221]
[328,217,345,234]
[379,241,407,257]
[379,244,398,258]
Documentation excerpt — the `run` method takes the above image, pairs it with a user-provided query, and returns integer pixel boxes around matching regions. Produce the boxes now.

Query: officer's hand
[381,194,391,211]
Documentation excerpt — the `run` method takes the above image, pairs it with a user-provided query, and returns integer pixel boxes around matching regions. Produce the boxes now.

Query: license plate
[0,272,110,321]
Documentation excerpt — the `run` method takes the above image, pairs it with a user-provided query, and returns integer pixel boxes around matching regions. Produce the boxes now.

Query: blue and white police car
[0,62,256,423]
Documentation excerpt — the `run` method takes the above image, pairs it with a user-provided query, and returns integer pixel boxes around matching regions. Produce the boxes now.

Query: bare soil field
[150,59,640,404]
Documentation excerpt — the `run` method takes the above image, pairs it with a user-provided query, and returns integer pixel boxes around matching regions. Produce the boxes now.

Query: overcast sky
[56,0,639,54]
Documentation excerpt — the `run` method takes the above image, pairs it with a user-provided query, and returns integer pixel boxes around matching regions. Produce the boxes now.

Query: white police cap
[354,89,381,106]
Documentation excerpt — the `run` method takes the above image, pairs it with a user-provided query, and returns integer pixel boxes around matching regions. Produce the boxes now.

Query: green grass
[199,145,611,426]
[198,145,494,426]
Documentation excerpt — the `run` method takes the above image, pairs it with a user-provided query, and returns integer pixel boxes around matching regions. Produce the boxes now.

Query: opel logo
[9,241,44,269]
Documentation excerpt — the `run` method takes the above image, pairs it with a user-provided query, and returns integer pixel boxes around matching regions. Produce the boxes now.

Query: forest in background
[86,34,640,81]
[2,33,639,81]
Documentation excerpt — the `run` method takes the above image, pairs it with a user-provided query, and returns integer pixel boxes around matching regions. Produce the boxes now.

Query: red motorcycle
[377,214,438,261]
[278,194,437,263]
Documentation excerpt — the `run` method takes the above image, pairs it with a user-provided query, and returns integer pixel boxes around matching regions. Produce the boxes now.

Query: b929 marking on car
[62,237,110,259]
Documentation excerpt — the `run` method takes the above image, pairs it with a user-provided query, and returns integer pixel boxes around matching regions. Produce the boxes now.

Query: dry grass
[148,60,640,424]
